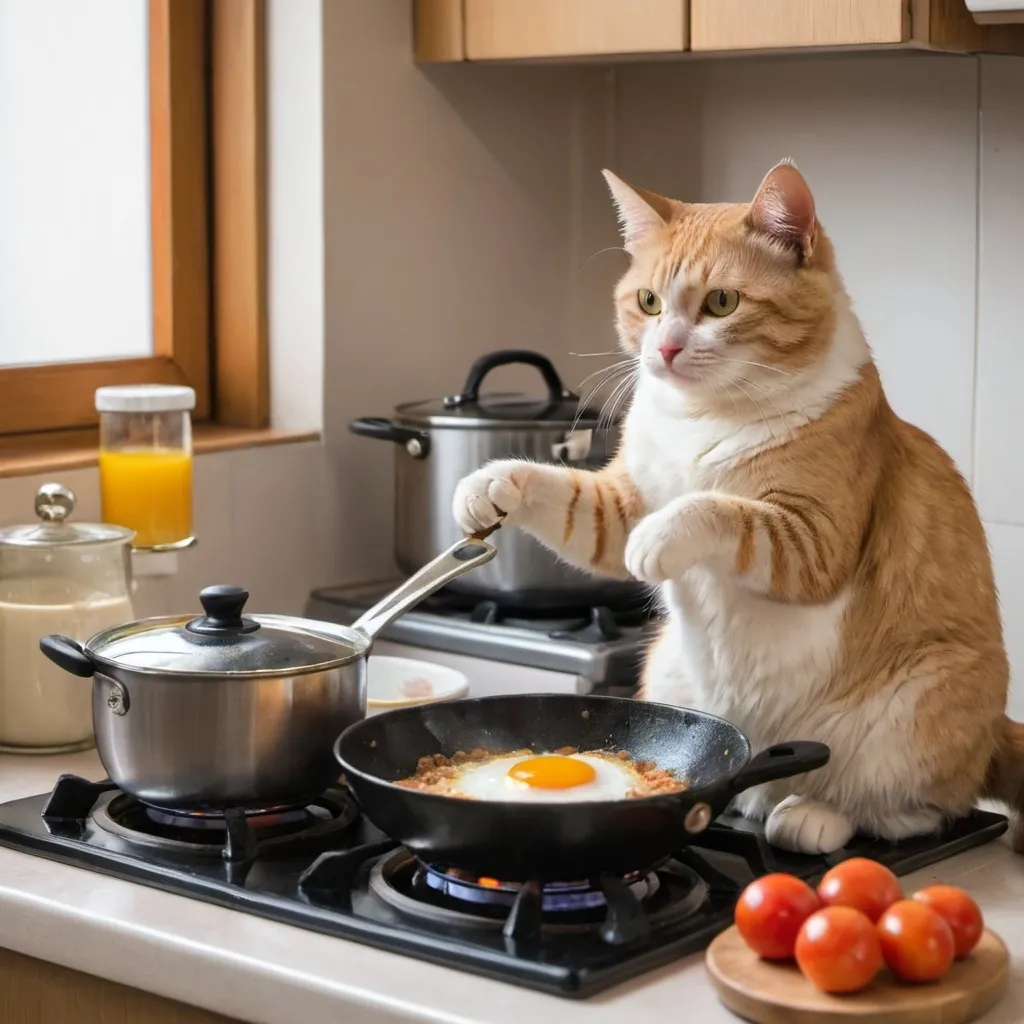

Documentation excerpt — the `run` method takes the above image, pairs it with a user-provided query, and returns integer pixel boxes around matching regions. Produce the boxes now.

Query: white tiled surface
[0,751,1021,1024]
[975,56,1024,526]
[990,523,1024,722]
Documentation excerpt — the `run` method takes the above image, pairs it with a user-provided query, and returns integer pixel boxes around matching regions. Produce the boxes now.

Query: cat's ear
[602,170,674,256]
[747,160,818,261]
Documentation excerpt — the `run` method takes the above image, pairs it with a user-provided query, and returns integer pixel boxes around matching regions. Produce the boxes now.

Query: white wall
[318,0,609,584]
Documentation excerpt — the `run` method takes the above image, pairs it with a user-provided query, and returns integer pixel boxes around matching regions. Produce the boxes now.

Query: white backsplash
[0,443,328,620]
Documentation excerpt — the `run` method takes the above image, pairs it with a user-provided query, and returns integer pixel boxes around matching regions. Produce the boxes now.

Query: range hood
[966,0,1024,23]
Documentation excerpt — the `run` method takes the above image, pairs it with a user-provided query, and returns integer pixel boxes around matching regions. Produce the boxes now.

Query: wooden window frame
[0,0,268,437]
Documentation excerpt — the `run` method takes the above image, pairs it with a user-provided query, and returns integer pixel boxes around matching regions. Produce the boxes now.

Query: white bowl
[365,656,469,715]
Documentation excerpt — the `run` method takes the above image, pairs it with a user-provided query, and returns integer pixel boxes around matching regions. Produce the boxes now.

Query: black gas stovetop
[0,774,1007,999]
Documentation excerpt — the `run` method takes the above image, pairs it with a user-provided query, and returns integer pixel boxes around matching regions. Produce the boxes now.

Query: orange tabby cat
[453,161,1024,855]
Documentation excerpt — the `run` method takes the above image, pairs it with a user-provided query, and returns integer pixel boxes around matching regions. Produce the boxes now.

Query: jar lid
[0,484,135,549]
[95,384,196,414]
[86,586,365,676]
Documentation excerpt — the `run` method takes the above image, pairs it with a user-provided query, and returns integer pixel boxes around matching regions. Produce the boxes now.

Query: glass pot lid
[87,585,365,676]
[0,483,134,549]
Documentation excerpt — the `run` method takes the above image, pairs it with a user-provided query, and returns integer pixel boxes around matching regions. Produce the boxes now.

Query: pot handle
[443,350,576,408]
[349,417,430,459]
[39,636,96,679]
[350,536,498,643]
[728,741,830,795]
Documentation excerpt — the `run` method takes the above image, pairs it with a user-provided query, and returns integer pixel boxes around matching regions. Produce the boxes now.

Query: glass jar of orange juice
[95,385,195,550]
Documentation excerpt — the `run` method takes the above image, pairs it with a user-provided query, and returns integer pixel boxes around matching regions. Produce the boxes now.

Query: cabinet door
[464,0,688,60]
[691,0,908,51]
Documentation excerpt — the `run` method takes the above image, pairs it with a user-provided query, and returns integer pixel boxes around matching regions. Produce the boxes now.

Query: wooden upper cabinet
[414,0,1024,62]
[691,0,1024,54]
[416,0,688,62]
[691,0,908,51]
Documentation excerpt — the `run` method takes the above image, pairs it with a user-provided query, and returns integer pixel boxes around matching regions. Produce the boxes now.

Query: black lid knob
[187,585,261,636]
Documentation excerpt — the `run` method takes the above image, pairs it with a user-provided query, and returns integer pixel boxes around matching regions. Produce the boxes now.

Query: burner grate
[40,775,361,865]
[366,849,709,945]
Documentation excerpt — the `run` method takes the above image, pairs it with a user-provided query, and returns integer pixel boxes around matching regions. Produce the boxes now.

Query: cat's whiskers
[718,372,777,442]
[569,349,621,358]
[597,367,639,432]
[577,245,627,276]
[570,360,636,434]
[718,357,794,379]
[575,360,634,391]
[734,373,798,437]
[703,367,743,420]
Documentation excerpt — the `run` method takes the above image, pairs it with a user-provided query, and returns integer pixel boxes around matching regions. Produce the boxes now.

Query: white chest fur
[623,374,851,759]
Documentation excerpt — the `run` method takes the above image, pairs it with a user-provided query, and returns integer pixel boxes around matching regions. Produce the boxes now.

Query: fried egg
[448,753,637,803]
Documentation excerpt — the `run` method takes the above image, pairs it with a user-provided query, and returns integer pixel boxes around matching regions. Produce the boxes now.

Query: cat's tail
[983,714,1024,853]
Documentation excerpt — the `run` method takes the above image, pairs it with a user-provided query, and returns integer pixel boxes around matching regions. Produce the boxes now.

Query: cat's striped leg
[453,458,641,579]
[625,489,852,601]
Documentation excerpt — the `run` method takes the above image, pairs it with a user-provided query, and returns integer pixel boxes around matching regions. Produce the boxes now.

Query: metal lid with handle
[351,350,595,434]
[38,535,498,679]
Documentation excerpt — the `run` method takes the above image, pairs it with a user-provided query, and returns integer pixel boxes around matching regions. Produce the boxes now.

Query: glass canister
[95,384,196,550]
[0,483,134,752]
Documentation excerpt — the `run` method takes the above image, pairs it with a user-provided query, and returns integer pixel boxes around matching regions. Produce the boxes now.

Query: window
[0,0,267,438]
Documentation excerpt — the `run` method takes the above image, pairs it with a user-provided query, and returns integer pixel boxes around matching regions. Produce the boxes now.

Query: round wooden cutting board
[706,926,1009,1024]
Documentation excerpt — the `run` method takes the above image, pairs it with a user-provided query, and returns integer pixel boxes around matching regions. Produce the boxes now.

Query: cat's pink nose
[659,344,683,366]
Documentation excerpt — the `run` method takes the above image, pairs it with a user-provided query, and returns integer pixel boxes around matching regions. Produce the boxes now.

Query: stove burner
[93,788,359,860]
[463,597,653,640]
[369,849,708,944]
[421,863,658,912]
[397,581,654,625]
[145,805,312,831]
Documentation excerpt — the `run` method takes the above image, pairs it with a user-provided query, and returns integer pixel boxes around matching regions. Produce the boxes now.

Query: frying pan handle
[729,741,830,793]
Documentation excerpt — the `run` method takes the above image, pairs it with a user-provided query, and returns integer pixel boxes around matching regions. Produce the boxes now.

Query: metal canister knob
[35,483,76,523]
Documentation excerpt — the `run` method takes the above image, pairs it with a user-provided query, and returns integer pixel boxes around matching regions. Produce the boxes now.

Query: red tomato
[817,858,903,923]
[877,899,955,982]
[735,874,821,960]
[795,906,883,994]
[912,885,984,958]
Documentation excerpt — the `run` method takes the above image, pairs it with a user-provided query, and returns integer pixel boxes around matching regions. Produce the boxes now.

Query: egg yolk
[507,755,597,789]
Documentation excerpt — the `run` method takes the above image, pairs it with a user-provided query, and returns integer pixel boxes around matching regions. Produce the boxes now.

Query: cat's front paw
[766,796,854,854]
[624,503,707,583]
[452,462,526,534]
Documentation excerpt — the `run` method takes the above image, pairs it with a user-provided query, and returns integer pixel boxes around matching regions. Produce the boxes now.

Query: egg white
[447,753,636,803]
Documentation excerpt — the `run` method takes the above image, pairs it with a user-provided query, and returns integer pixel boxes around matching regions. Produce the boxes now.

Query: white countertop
[1,752,1023,1024]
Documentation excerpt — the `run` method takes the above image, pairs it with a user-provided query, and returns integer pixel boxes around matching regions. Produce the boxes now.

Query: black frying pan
[335,694,829,881]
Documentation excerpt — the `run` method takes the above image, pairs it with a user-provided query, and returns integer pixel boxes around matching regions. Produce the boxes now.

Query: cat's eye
[702,289,740,317]
[700,288,741,315]
[637,289,662,315]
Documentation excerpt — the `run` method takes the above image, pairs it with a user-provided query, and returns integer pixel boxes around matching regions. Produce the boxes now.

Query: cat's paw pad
[624,509,699,583]
[452,464,524,534]
[766,796,854,854]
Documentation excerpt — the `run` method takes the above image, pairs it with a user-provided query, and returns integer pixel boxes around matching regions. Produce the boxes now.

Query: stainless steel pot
[38,536,496,814]
[350,350,643,610]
